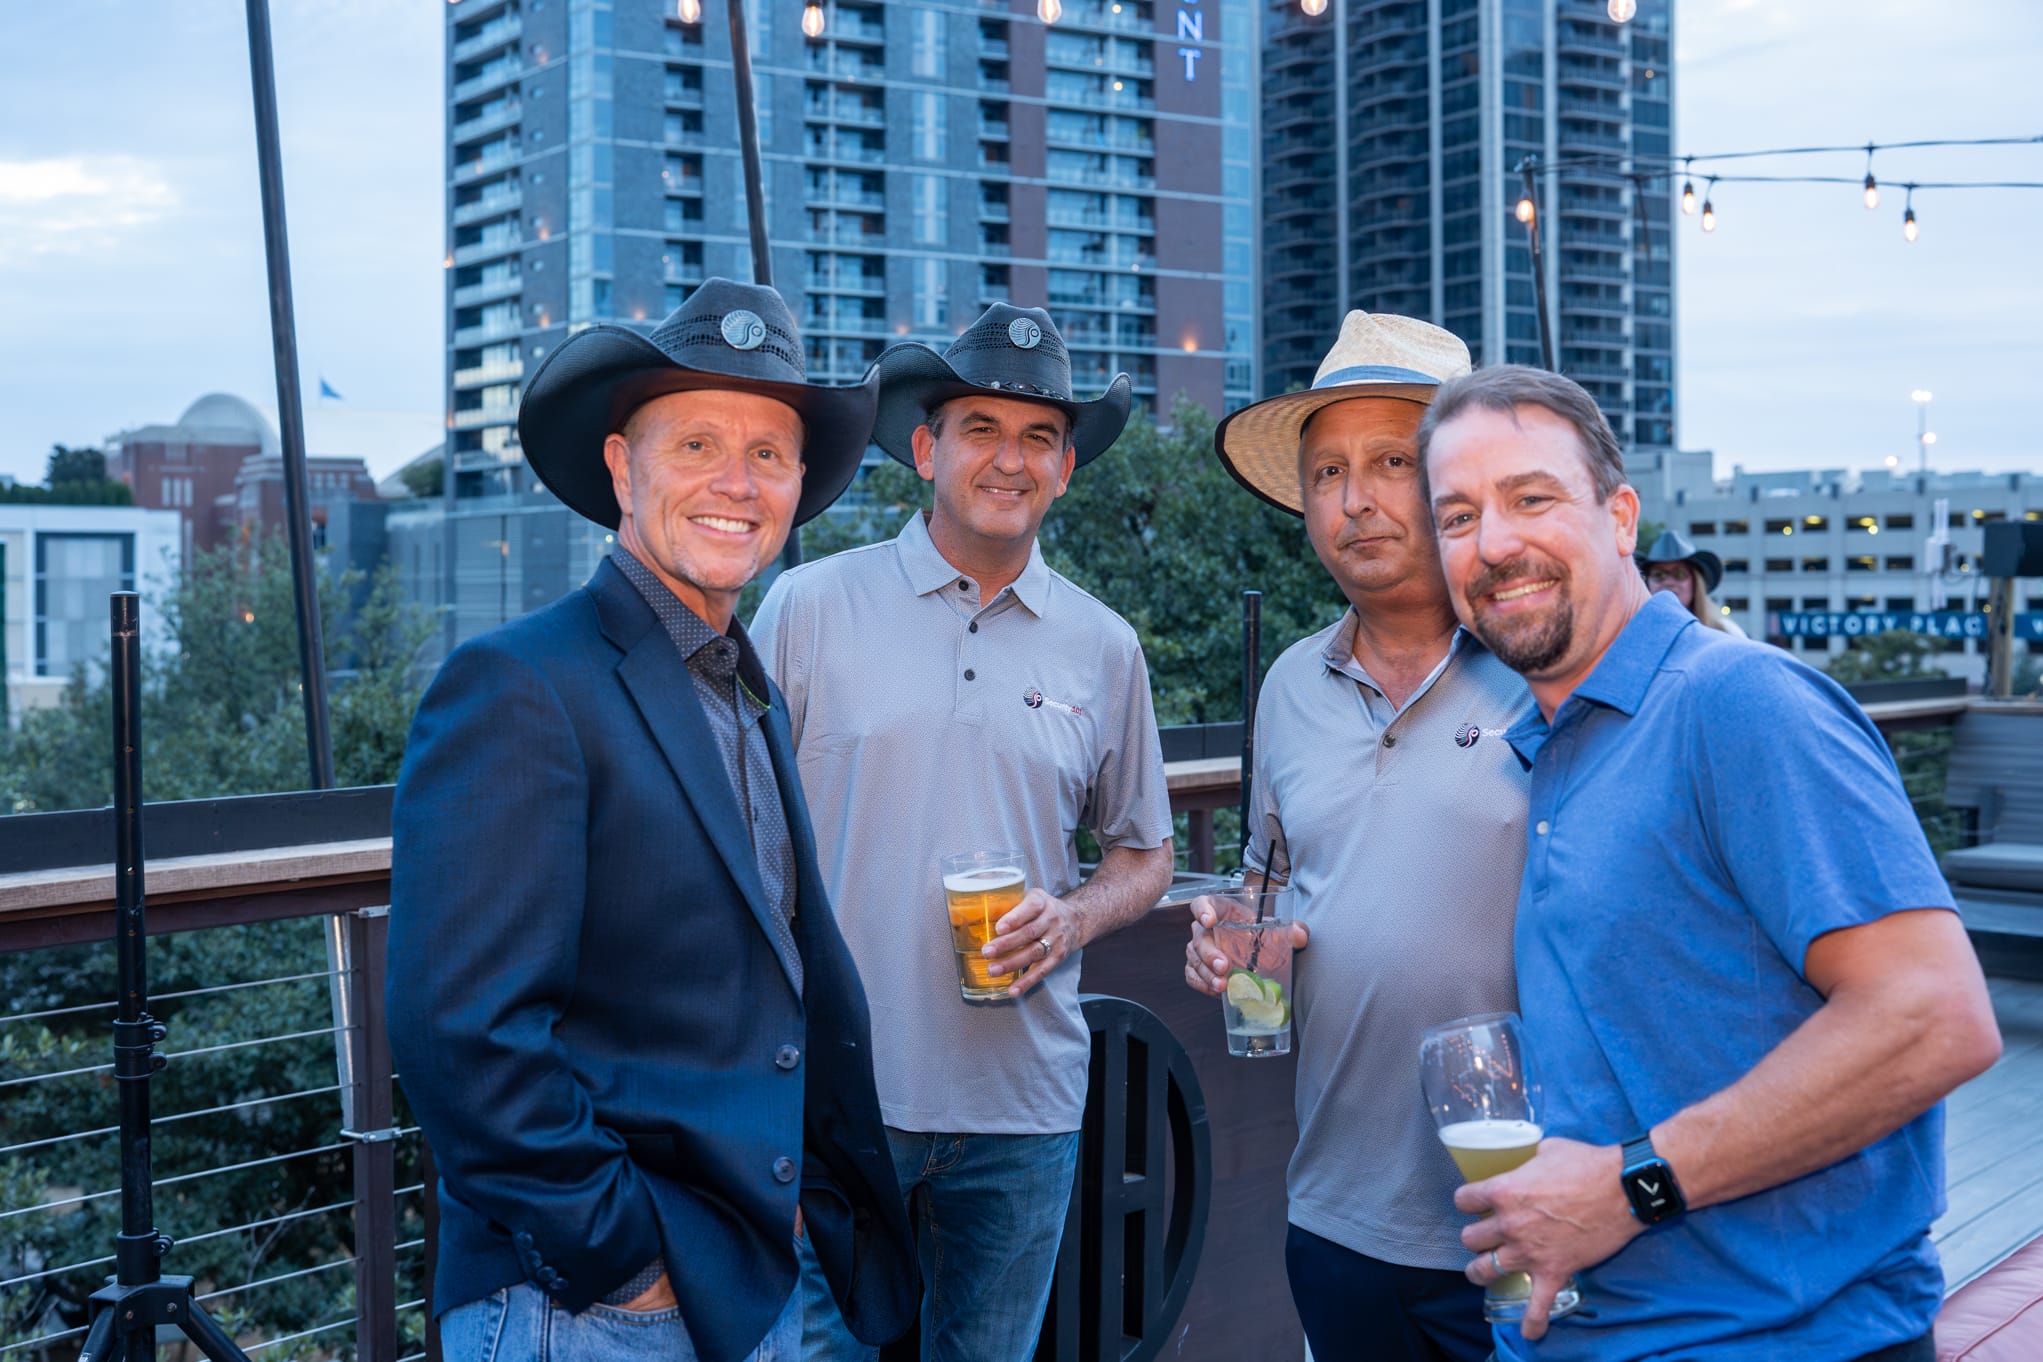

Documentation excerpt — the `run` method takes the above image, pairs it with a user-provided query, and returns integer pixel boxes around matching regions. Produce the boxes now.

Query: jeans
[800,1127,1083,1362]
[1286,1224,1493,1362]
[438,1278,800,1362]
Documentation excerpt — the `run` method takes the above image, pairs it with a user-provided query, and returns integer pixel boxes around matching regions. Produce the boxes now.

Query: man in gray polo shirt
[752,303,1175,1362]
[1189,312,1534,1362]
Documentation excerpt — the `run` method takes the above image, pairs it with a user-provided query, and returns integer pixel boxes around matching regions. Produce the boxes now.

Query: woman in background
[1640,529,1748,637]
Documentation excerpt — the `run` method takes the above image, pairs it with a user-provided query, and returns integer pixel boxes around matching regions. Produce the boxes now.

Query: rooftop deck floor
[1934,973,2043,1289]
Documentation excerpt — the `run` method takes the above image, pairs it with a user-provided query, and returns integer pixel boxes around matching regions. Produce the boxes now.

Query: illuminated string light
[677,0,701,21]
[802,2,825,37]
[1700,178,1717,232]
[1301,0,1329,13]
[1515,194,1536,224]
[1607,0,1637,21]
[1038,0,1063,20]
[1863,144,1880,209]
[1903,184,1919,242]
[1680,157,1696,214]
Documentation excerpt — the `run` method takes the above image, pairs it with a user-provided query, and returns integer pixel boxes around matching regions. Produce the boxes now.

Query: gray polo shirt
[751,512,1172,1134]
[1246,610,1533,1270]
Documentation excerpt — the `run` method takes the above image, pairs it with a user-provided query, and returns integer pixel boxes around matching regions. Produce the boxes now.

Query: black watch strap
[1620,1132,1686,1224]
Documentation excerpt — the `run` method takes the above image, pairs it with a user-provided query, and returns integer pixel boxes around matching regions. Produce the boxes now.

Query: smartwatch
[1620,1133,1686,1225]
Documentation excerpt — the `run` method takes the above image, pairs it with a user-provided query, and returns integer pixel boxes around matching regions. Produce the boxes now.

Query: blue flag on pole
[318,377,343,400]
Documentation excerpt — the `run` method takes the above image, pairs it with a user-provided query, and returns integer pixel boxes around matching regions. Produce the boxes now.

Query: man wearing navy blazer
[388,279,916,1362]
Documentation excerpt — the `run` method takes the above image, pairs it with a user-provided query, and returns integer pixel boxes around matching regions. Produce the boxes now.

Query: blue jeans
[438,1278,800,1362]
[799,1127,1082,1362]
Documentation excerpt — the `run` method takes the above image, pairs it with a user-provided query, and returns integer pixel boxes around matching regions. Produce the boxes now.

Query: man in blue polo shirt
[1417,364,2003,1361]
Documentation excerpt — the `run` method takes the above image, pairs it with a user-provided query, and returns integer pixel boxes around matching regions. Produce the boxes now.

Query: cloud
[0,156,178,264]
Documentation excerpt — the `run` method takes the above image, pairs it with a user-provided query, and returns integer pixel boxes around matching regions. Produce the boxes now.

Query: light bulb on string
[1301,0,1329,14]
[1039,0,1063,21]
[1903,185,1919,242]
[1607,0,1637,21]
[1515,195,1536,225]
[802,2,825,38]
[1862,143,1878,209]
[1679,157,1696,214]
[677,0,701,21]
[1699,180,1716,233]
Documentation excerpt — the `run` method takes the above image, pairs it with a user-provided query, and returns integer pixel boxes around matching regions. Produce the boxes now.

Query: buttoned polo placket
[942,576,1025,722]
[1322,619,1468,784]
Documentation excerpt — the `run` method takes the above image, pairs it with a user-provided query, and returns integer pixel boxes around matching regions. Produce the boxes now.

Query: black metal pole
[1239,590,1262,862]
[109,593,164,1294]
[84,595,254,1362]
[727,0,773,290]
[725,0,804,569]
[245,0,334,789]
[1516,156,1556,373]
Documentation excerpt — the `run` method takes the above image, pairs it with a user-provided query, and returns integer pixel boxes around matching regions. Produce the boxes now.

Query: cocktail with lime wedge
[1208,886,1294,1057]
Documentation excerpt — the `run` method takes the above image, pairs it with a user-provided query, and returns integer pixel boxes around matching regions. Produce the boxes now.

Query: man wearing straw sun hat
[752,302,1174,1361]
[1181,311,1534,1361]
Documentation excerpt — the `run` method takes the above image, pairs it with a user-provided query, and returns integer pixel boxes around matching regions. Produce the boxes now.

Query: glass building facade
[1260,0,1674,453]
[440,0,1258,649]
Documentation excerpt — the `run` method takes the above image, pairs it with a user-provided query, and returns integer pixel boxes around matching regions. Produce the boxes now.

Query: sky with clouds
[0,0,2037,486]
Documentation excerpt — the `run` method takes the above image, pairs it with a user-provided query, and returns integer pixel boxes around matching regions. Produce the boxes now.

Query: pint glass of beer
[939,850,1027,1005]
[1419,1012,1582,1324]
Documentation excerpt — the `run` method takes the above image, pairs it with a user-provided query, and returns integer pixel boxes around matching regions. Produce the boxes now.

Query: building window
[1885,556,1915,572]
[1886,513,1914,530]
[36,532,135,678]
[913,258,947,329]
[1846,556,1876,572]
[913,174,947,246]
[1688,521,1715,536]
[912,91,945,161]
[1765,519,1793,536]
[1765,558,1793,573]
[1801,558,1829,574]
[1722,518,1750,534]
[1723,559,1750,574]
[911,7,945,77]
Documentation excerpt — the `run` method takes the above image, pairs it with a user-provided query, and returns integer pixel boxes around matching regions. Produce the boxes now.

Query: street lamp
[1913,389,1934,474]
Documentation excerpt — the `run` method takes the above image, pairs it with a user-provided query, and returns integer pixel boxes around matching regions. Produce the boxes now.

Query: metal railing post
[343,906,398,1362]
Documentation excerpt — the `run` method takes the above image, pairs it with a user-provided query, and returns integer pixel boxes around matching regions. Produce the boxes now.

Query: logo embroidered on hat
[721,309,767,351]
[1008,317,1043,350]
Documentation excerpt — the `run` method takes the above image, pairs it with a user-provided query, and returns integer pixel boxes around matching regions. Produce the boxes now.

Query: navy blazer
[387,559,916,1362]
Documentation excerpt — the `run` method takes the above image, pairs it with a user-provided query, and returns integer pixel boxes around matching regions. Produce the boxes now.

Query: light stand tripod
[76,592,253,1362]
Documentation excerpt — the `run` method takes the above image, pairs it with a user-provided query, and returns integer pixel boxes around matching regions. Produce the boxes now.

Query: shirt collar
[895,511,1053,617]
[1569,590,1693,718]
[610,545,772,703]
[1318,606,1478,679]
[1502,591,1692,770]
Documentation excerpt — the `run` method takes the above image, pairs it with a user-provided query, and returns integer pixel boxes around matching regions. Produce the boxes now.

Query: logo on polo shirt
[1455,723,1509,748]
[1024,688,1085,717]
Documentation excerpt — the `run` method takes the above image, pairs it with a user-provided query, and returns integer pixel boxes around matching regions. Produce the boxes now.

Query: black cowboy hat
[517,277,876,527]
[1639,529,1724,594]
[870,304,1131,468]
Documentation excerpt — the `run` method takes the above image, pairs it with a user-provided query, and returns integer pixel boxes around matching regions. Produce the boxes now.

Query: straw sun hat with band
[1215,310,1472,515]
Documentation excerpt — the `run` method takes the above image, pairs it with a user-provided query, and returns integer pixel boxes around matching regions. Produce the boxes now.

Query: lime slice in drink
[1226,972,1265,1007]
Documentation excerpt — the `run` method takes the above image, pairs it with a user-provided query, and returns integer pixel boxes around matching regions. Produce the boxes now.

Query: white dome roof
[175,393,279,454]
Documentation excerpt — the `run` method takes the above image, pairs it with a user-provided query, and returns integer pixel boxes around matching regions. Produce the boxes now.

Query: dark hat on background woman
[516,277,876,527]
[870,304,1131,468]
[1639,529,1723,593]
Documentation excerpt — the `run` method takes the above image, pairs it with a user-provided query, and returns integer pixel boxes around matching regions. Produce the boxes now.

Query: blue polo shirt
[1498,592,1954,1361]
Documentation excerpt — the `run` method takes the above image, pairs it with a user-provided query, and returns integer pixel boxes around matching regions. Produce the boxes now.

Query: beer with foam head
[1438,1118,1543,1303]
[940,853,1026,1004]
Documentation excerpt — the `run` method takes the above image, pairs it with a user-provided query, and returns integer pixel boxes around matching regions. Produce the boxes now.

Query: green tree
[0,446,132,506]
[1824,630,1948,685]
[0,536,437,1356]
[397,457,445,501]
[0,535,438,813]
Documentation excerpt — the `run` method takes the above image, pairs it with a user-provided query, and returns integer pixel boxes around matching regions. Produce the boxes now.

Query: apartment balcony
[663,85,706,111]
[452,276,522,308]
[978,200,1012,223]
[452,59,523,103]
[452,359,525,388]
[830,13,886,44]
[806,272,886,296]
[453,319,522,347]
[453,233,523,267]
[453,147,521,185]
[452,405,519,431]
[979,33,1010,59]
[452,188,522,227]
[451,100,521,145]
[805,99,885,127]
[452,13,522,63]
